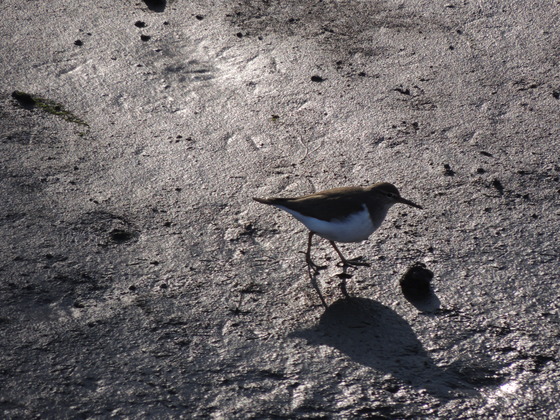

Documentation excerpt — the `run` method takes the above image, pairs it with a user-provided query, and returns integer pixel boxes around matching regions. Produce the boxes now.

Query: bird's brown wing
[253,187,368,221]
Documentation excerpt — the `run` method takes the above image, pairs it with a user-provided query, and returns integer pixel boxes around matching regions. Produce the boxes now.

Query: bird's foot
[299,250,327,273]
[337,256,370,268]
[306,259,327,274]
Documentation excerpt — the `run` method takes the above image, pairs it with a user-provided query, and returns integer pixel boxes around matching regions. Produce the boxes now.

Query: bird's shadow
[290,297,476,398]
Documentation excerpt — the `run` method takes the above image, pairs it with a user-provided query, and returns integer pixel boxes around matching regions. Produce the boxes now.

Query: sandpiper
[254,182,422,271]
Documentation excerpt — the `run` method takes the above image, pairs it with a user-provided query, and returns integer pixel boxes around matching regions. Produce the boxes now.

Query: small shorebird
[253,182,422,272]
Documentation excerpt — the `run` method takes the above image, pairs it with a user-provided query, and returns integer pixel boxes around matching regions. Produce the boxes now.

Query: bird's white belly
[279,205,379,243]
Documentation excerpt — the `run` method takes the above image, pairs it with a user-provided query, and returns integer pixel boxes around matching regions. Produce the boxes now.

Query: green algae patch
[11,90,89,127]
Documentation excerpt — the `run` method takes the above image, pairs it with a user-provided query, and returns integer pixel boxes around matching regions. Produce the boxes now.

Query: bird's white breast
[277,204,381,243]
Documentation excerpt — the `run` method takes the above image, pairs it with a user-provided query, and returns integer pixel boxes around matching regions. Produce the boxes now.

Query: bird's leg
[329,241,371,268]
[304,232,327,273]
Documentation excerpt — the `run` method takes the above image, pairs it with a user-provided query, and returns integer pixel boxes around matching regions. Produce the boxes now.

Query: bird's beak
[398,196,423,209]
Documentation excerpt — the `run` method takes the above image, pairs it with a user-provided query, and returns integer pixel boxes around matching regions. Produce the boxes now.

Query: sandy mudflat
[1,1,559,418]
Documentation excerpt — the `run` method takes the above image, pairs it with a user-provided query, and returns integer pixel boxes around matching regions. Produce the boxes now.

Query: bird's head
[369,182,423,209]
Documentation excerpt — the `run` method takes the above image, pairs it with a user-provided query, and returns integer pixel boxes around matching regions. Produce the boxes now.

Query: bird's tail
[253,197,281,205]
